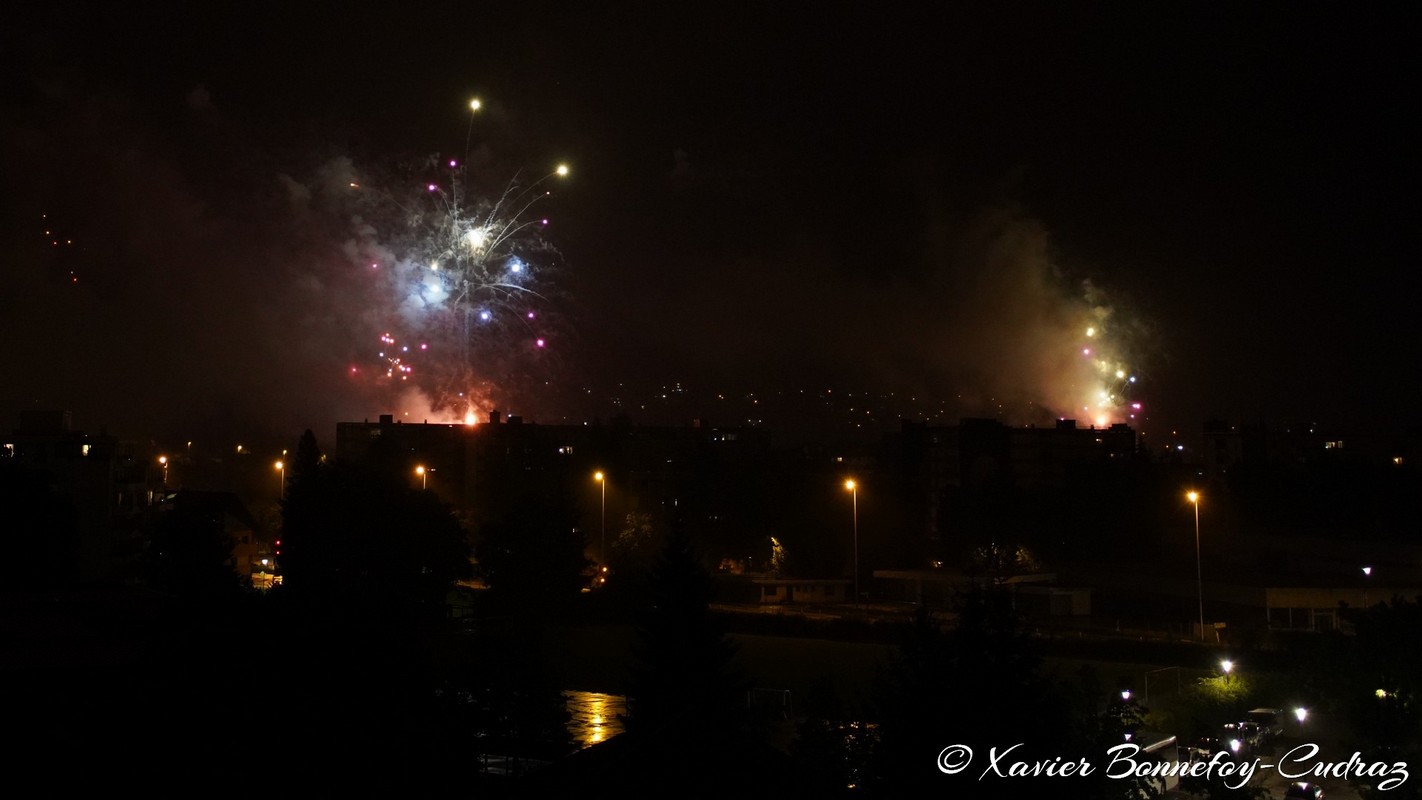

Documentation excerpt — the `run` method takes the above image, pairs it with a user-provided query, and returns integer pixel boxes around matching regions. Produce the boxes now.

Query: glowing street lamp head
[415,465,426,476]
[1363,566,1373,576]
[274,460,283,471]
[1220,659,1234,674]
[1187,490,1200,504]
[594,471,604,482]
[158,456,167,465]
[469,98,482,112]
[844,479,856,491]
[555,163,569,177]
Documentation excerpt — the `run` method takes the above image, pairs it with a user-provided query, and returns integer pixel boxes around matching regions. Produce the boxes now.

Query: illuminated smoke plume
[922,208,1151,428]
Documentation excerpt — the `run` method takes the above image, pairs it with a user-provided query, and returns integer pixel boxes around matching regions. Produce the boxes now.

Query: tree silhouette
[866,588,1070,794]
[473,486,589,619]
[625,515,747,738]
[146,492,247,603]
[278,454,470,620]
[258,441,476,787]
[290,428,322,484]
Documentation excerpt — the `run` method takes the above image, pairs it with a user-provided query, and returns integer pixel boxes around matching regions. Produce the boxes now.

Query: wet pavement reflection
[564,690,627,749]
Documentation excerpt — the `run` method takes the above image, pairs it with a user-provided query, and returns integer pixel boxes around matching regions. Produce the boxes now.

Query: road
[1166,712,1369,799]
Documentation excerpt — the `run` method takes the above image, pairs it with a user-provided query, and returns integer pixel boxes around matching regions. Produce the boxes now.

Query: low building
[872,569,1091,616]
[1264,585,1422,632]
[751,578,851,605]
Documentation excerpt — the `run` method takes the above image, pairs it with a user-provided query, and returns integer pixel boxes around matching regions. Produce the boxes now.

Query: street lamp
[415,465,427,490]
[158,455,168,487]
[845,479,859,605]
[1187,490,1204,642]
[594,471,606,565]
[1220,659,1235,684]
[1363,565,1373,607]
[275,460,285,499]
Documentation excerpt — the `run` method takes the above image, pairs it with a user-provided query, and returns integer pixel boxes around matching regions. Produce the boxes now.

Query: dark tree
[1310,595,1422,796]
[1059,666,1160,800]
[289,428,322,485]
[145,492,247,602]
[278,456,471,620]
[866,588,1071,794]
[625,516,747,737]
[258,432,480,786]
[473,486,590,619]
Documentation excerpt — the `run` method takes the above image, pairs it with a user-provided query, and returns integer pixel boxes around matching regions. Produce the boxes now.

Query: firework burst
[1070,283,1143,428]
[341,107,571,421]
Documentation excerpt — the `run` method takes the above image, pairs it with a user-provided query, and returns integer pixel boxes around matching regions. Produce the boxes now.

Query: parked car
[1283,781,1325,799]
[1231,720,1266,751]
[1220,723,1257,756]
[1185,735,1237,762]
[1246,707,1285,743]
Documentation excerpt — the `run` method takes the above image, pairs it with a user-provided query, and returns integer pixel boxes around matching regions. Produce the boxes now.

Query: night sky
[4,2,1419,447]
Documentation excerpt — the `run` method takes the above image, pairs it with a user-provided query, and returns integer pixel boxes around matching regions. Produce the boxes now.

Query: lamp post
[1363,565,1372,607]
[275,460,284,499]
[594,471,606,565]
[1143,666,1181,706]
[845,479,859,606]
[158,455,168,487]
[1221,659,1235,684]
[1187,491,1204,642]
[415,465,427,490]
